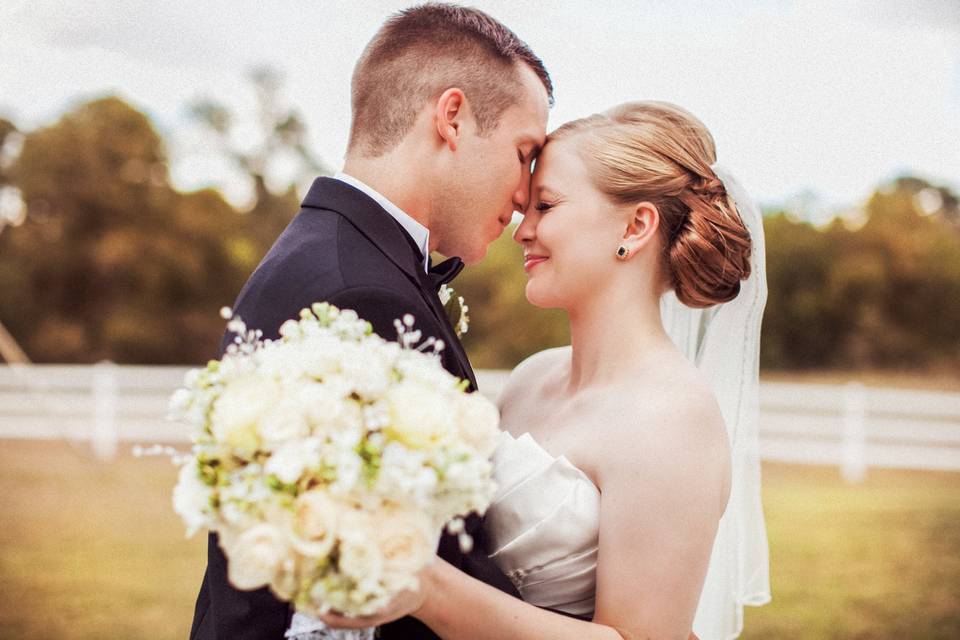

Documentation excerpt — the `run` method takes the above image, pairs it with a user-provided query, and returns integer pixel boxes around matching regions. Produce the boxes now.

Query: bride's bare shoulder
[601,361,730,481]
[597,361,733,531]
[497,346,570,412]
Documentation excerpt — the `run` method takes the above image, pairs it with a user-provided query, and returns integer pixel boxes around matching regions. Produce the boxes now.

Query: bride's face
[513,137,629,309]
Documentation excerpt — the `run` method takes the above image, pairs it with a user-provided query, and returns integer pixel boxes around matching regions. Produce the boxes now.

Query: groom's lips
[523,255,549,272]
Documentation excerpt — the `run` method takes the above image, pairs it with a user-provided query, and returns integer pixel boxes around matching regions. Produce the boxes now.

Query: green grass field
[1,440,958,639]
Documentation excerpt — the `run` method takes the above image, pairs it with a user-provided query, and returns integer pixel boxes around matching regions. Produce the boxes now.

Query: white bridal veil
[660,164,772,640]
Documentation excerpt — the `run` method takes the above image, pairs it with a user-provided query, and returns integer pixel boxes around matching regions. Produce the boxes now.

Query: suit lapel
[301,177,478,390]
[302,177,422,284]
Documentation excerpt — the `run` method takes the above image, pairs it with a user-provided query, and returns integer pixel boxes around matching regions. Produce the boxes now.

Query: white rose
[224,523,289,590]
[385,382,455,450]
[264,439,319,485]
[256,342,301,380]
[455,392,502,457]
[396,352,459,390]
[290,490,341,558]
[210,375,280,452]
[172,460,214,537]
[297,383,363,434]
[299,334,346,379]
[257,391,309,447]
[338,342,393,399]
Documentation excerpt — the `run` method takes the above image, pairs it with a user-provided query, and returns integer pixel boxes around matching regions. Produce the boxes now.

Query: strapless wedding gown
[484,430,601,619]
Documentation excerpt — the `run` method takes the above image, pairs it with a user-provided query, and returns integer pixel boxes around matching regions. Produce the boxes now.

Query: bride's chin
[524,283,557,309]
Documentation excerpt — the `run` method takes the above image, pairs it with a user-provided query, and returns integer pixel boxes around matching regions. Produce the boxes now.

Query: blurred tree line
[0,90,958,372]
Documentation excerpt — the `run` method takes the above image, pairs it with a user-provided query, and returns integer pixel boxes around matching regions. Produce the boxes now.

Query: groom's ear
[434,88,468,152]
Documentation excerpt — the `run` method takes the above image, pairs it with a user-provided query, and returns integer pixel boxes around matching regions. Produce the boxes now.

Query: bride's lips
[523,255,549,272]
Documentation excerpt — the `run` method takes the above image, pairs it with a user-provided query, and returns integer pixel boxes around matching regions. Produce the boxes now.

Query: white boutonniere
[438,284,470,338]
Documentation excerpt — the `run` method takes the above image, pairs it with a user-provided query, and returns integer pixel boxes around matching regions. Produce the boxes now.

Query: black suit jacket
[189,177,520,640]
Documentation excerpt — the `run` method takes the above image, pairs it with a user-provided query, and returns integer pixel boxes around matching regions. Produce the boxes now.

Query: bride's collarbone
[502,391,617,479]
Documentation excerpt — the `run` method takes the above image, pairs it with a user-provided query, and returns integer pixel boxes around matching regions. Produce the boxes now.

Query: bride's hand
[318,563,435,630]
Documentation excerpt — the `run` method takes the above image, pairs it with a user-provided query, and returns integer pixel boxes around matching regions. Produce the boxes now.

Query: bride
[321,101,770,639]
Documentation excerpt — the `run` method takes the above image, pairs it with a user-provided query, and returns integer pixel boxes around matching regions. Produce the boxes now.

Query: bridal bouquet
[169,303,500,618]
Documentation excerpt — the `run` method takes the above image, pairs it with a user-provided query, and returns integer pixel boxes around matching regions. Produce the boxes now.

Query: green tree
[0,97,250,363]
[760,177,960,372]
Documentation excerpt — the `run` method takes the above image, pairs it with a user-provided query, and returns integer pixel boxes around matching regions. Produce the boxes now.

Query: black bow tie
[426,256,464,291]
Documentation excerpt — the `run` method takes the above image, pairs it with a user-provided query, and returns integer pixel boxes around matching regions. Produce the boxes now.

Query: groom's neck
[342,152,434,238]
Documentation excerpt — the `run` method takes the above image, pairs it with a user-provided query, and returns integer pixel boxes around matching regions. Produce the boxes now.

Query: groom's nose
[512,177,530,213]
[513,211,535,244]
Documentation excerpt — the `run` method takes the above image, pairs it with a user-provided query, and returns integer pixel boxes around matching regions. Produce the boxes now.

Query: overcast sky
[1,0,958,222]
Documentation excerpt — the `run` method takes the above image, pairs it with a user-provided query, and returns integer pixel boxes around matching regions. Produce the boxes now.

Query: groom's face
[436,65,549,264]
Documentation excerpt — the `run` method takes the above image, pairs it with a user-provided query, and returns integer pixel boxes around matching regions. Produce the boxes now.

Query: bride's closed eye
[534,201,555,212]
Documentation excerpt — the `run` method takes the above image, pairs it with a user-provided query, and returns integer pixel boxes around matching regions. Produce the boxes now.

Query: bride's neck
[565,282,673,393]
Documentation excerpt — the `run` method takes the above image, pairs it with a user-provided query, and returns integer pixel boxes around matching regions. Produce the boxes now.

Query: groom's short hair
[348,3,553,157]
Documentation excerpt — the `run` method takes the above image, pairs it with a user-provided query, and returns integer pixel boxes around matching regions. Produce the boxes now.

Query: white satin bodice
[484,431,601,618]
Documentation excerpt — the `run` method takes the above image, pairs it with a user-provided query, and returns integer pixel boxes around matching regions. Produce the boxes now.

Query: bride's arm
[414,557,622,639]
[590,391,728,639]
[414,396,723,640]
[321,391,721,639]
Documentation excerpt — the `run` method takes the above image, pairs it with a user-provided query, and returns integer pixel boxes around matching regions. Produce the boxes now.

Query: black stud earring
[616,246,629,260]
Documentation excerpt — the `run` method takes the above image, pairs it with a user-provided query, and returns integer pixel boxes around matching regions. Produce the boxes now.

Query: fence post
[92,361,119,461]
[841,382,867,483]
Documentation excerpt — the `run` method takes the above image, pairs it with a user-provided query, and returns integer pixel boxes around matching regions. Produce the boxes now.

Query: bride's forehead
[533,139,587,180]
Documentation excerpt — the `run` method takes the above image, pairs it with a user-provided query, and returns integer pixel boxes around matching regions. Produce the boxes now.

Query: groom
[188,4,552,639]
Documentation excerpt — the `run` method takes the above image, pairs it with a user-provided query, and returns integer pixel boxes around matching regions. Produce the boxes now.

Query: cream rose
[258,400,309,448]
[297,383,363,434]
[225,523,289,590]
[290,490,341,558]
[338,342,393,398]
[455,392,501,457]
[396,352,459,390]
[210,375,280,452]
[385,381,454,450]
[375,507,436,582]
[338,513,384,589]
[299,334,346,379]
[264,439,319,484]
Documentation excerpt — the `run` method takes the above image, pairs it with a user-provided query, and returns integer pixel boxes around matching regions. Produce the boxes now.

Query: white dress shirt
[333,171,431,273]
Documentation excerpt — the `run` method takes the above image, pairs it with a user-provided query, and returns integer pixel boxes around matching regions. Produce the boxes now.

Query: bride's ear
[617,202,660,259]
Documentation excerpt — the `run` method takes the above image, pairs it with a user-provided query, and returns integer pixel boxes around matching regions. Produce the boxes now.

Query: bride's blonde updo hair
[550,101,752,308]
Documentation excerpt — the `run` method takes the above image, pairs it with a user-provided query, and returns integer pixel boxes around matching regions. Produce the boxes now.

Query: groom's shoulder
[251,205,407,292]
[243,208,343,292]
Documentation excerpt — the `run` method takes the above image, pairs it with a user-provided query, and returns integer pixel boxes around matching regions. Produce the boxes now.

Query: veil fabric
[660,164,771,639]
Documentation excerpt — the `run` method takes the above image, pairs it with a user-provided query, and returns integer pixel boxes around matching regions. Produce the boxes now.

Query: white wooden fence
[2,364,959,481]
